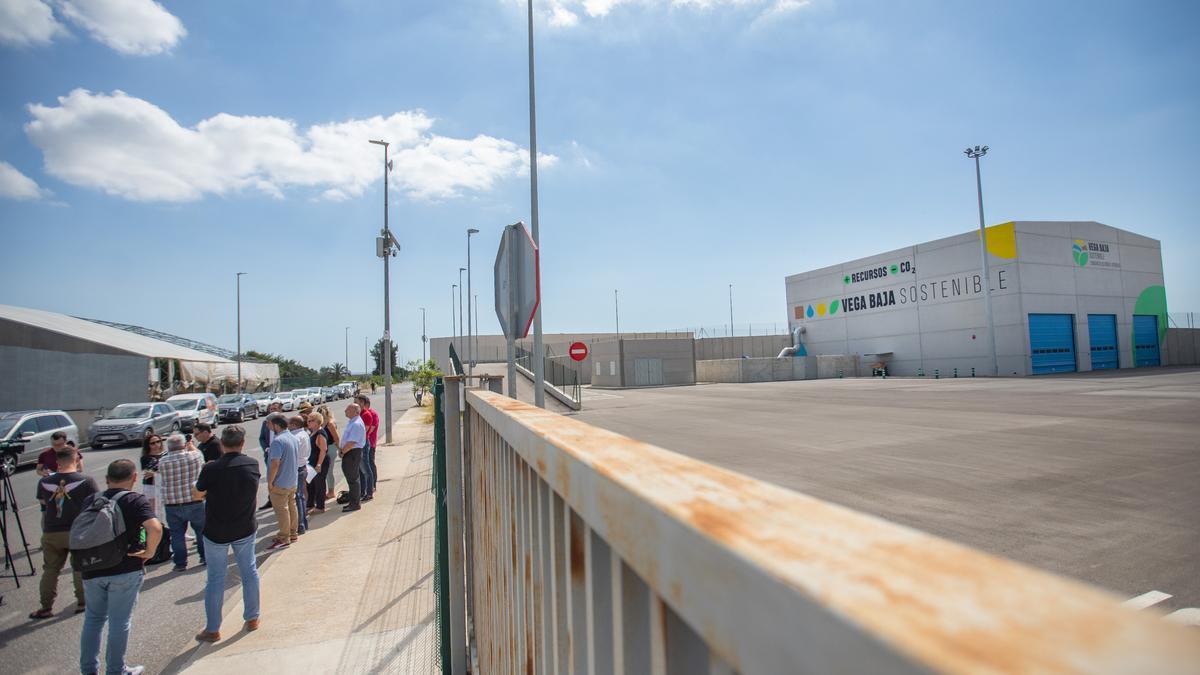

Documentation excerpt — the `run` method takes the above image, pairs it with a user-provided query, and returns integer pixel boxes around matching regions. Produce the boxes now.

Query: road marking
[1122,590,1172,610]
[1164,608,1200,626]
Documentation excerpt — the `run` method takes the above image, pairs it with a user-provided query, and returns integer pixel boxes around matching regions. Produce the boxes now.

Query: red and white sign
[569,341,589,362]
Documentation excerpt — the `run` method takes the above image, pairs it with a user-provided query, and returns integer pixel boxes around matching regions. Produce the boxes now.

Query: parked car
[320,387,336,401]
[217,394,258,422]
[306,387,324,403]
[0,410,78,475]
[338,382,358,397]
[292,389,313,406]
[252,392,274,415]
[89,402,179,449]
[271,392,296,411]
[166,393,219,432]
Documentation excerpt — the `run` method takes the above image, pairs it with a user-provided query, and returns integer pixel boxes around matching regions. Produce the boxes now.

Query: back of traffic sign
[494,222,540,340]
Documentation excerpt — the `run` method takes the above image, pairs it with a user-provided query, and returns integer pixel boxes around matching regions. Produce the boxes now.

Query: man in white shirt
[339,404,366,512]
[288,416,310,534]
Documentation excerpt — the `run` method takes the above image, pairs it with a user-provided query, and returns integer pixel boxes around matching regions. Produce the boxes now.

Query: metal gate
[1087,314,1119,370]
[1029,314,1077,374]
[633,358,663,386]
[1133,314,1161,367]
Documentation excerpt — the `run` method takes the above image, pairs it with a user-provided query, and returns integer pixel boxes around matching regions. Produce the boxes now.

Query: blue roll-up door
[1029,314,1077,374]
[1087,314,1119,370]
[1133,315,1161,367]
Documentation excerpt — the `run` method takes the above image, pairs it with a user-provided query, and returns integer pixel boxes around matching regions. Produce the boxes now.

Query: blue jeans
[201,534,260,633]
[360,443,376,497]
[165,502,206,567]
[296,469,308,530]
[79,570,144,675]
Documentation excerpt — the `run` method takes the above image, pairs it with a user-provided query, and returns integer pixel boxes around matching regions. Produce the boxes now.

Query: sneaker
[124,667,146,675]
[297,527,306,535]
[267,540,290,552]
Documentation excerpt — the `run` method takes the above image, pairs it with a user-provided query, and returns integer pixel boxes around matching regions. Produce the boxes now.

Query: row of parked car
[0,382,364,474]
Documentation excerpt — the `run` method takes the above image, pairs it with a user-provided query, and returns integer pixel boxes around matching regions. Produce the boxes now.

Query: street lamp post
[473,293,478,366]
[615,289,620,336]
[344,327,349,379]
[458,267,466,369]
[368,138,395,443]
[364,336,368,376]
[526,0,545,408]
[236,272,246,393]
[467,228,479,375]
[420,307,427,363]
[451,284,458,357]
[728,283,734,337]
[965,145,999,377]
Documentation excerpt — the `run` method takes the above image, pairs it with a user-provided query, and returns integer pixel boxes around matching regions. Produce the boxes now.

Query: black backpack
[69,490,132,573]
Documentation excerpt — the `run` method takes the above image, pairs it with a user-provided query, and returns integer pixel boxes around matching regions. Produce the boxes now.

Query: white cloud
[524,0,813,23]
[0,0,68,47]
[0,160,50,200]
[55,0,185,55]
[24,89,553,203]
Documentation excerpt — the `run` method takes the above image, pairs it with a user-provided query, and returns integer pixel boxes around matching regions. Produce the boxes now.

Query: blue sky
[1,0,1197,369]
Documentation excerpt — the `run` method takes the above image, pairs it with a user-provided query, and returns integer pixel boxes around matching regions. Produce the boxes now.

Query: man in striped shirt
[157,433,207,570]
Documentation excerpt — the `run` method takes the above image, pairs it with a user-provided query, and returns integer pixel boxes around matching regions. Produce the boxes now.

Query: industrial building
[0,304,278,433]
[784,221,1169,376]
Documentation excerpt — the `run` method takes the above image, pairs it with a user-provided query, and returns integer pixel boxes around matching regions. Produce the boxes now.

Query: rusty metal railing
[440,383,1199,674]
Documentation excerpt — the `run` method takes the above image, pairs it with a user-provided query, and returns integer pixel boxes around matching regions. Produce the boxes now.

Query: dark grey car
[89,402,179,449]
[217,394,258,422]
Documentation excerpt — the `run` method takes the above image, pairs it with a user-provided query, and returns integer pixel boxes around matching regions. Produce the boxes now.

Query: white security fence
[440,379,1199,674]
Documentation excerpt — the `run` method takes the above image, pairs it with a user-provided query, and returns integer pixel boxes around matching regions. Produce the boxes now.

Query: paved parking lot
[573,368,1200,614]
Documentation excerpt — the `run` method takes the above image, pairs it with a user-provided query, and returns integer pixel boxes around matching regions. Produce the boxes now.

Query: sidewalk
[172,406,438,674]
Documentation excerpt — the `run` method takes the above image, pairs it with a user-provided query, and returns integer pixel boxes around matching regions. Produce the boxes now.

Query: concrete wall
[589,338,696,388]
[430,331,692,379]
[694,335,792,360]
[784,221,1167,376]
[697,356,816,383]
[1165,328,1200,366]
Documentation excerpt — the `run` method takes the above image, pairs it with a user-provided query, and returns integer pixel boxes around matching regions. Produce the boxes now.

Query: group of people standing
[27,392,385,674]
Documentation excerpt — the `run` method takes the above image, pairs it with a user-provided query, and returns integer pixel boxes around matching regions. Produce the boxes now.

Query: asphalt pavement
[0,384,414,675]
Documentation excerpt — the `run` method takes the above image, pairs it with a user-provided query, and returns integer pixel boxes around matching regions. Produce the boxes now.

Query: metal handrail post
[443,376,467,673]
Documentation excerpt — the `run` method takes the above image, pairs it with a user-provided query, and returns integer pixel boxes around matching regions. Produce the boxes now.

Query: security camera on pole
[369,138,399,443]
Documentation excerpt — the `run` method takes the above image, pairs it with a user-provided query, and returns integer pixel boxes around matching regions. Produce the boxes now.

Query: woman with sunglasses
[140,434,165,513]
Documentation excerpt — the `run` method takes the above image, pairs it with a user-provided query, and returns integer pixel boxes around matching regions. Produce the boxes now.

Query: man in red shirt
[354,395,378,501]
[35,432,82,476]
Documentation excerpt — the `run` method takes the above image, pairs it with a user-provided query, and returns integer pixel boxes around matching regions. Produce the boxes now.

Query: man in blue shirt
[339,403,367,513]
[264,414,299,551]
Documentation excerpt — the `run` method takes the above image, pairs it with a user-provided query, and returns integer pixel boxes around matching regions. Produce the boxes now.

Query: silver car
[0,410,79,475]
[89,402,179,449]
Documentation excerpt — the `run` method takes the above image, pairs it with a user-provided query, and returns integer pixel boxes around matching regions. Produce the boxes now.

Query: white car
[252,392,274,415]
[272,392,296,411]
[166,393,219,432]
[291,389,312,406]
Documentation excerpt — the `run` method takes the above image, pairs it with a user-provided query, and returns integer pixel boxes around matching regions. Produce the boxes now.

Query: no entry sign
[569,341,589,362]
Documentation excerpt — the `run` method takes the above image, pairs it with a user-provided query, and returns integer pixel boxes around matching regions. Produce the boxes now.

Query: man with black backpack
[72,459,161,675]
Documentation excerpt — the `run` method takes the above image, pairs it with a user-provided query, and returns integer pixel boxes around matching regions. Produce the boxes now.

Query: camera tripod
[1,463,35,588]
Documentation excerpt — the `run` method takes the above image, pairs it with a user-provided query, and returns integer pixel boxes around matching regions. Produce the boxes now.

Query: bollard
[935,369,940,379]
[917,368,924,377]
[954,368,958,378]
[971,367,976,378]
[838,369,844,379]
[882,367,887,379]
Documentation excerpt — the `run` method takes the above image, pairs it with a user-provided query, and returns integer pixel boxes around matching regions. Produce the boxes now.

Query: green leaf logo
[830,299,840,314]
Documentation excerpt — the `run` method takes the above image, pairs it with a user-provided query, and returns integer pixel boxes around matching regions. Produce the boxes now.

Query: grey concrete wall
[430,331,692,378]
[620,338,696,386]
[1165,328,1200,366]
[694,335,792,360]
[0,345,146,412]
[696,356,816,383]
[589,340,623,387]
[817,354,860,379]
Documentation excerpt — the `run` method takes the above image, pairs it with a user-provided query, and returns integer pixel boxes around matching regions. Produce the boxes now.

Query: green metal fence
[431,377,450,672]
